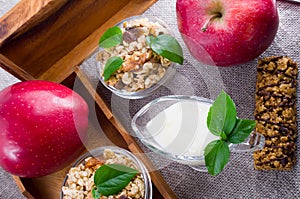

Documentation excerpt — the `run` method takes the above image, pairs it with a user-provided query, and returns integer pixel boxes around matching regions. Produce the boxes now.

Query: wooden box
[0,0,177,198]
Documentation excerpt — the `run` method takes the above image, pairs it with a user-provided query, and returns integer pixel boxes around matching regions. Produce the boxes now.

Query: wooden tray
[0,0,178,198]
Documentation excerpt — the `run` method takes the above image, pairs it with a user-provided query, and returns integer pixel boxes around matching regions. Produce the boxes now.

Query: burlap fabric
[80,0,300,198]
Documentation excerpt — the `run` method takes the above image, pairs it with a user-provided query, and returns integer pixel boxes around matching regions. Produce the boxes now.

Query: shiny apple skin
[0,80,89,177]
[176,0,279,66]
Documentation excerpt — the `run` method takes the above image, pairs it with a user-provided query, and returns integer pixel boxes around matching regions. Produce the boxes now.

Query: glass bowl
[60,146,152,199]
[96,15,177,99]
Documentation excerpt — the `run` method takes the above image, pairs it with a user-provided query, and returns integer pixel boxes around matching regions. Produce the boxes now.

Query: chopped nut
[122,72,134,85]
[145,75,160,88]
[85,157,104,169]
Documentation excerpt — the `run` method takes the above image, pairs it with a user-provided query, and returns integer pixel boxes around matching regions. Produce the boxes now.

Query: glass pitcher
[131,95,265,172]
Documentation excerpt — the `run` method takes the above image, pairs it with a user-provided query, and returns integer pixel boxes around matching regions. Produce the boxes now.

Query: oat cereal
[97,17,172,92]
[62,149,145,199]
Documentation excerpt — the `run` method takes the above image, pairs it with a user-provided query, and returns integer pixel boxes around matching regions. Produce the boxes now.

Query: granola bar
[253,56,298,170]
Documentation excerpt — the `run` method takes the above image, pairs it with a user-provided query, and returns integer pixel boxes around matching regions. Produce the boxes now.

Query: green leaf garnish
[103,56,123,81]
[92,187,101,199]
[220,131,227,140]
[99,26,123,48]
[204,90,255,176]
[93,164,138,197]
[147,34,184,64]
[227,119,256,144]
[207,90,237,137]
[146,35,153,46]
[204,140,230,176]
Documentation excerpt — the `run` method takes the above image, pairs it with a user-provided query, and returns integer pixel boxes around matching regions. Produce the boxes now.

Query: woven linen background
[80,0,300,198]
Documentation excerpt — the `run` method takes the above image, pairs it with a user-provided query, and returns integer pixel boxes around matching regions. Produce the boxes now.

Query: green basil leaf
[204,140,230,176]
[227,119,256,144]
[94,164,138,196]
[146,35,154,46]
[220,131,227,140]
[99,26,123,48]
[103,56,123,81]
[148,34,184,64]
[207,90,237,137]
[204,90,256,176]
[92,187,101,199]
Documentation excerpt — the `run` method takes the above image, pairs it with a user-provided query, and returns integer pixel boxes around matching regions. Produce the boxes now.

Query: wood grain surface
[38,0,158,83]
[0,0,157,83]
[0,53,35,81]
[0,0,67,47]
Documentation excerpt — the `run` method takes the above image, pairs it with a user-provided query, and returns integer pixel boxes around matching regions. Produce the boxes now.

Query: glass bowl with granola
[60,146,152,199]
[96,16,183,99]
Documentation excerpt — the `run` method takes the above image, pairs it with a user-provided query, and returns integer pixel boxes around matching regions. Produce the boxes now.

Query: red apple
[0,80,89,177]
[176,0,279,66]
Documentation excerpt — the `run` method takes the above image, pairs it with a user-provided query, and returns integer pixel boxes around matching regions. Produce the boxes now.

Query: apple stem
[201,12,222,32]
